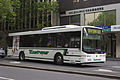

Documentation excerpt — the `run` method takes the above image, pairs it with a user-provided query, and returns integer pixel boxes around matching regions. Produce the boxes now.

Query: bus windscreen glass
[83,28,104,54]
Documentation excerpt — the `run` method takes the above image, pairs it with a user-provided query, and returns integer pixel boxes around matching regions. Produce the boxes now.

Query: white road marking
[0,77,14,80]
[112,66,120,68]
[9,61,21,64]
[94,69,113,72]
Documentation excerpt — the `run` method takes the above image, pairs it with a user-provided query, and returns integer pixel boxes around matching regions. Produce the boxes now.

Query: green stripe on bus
[63,49,67,56]
[29,50,49,55]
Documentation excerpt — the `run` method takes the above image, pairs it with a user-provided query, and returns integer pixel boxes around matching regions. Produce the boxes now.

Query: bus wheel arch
[19,51,25,61]
[54,52,63,65]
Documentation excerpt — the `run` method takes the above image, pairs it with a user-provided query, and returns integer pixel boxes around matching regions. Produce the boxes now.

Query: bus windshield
[82,28,104,54]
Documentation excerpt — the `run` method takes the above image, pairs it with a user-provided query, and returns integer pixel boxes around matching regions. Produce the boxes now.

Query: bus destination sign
[87,28,101,34]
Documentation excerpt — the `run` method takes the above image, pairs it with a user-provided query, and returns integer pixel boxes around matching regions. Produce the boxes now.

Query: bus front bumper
[64,56,106,64]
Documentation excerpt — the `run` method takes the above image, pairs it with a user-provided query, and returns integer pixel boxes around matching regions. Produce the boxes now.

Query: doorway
[105,34,116,58]
[111,34,116,58]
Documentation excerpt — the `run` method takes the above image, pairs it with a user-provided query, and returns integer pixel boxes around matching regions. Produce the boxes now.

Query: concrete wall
[59,0,120,13]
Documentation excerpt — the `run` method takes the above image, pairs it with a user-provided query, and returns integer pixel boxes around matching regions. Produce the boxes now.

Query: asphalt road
[0,66,118,80]
[1,57,120,73]
[0,57,120,79]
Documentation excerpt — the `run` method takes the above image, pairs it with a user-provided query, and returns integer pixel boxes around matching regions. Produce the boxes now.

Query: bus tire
[19,52,25,61]
[0,56,5,58]
[54,53,63,65]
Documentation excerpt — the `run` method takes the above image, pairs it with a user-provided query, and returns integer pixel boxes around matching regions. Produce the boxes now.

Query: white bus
[7,25,106,64]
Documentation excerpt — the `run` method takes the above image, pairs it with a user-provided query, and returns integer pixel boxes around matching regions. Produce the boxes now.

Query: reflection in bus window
[19,31,81,48]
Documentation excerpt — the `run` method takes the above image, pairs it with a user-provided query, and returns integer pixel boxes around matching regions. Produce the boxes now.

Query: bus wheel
[19,52,25,61]
[0,56,5,58]
[54,53,63,65]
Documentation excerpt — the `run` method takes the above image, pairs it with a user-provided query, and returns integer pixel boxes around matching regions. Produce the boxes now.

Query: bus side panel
[7,48,13,56]
[22,48,64,60]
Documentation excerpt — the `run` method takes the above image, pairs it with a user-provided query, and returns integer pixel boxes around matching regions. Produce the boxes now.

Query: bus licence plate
[94,59,101,61]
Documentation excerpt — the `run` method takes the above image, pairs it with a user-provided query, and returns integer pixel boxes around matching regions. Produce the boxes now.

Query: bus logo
[29,50,49,55]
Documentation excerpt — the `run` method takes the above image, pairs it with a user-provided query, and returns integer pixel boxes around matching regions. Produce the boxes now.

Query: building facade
[59,0,120,58]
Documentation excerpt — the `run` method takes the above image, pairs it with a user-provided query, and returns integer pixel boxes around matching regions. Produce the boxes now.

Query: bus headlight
[100,55,106,57]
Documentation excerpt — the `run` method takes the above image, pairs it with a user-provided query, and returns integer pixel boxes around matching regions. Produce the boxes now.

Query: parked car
[0,48,6,58]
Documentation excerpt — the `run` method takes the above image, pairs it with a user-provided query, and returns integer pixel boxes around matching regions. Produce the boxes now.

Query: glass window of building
[83,0,88,1]
[95,12,102,20]
[70,15,80,25]
[85,10,116,26]
[85,13,94,26]
[73,0,79,2]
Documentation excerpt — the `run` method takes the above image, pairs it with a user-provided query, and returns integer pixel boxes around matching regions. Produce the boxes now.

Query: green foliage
[0,0,13,20]
[88,11,116,26]
[50,1,59,12]
[35,1,59,28]
[0,0,59,31]
[0,40,5,47]
[12,0,20,9]
[0,0,20,20]
[36,1,59,13]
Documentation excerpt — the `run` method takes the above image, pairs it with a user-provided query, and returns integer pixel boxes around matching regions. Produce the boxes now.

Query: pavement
[0,57,120,79]
[107,58,120,61]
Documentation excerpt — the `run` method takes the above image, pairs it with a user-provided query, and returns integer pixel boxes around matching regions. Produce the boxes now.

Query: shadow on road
[14,58,101,68]
[2,57,103,68]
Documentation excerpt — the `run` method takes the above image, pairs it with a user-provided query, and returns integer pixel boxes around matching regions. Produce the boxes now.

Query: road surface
[0,66,117,80]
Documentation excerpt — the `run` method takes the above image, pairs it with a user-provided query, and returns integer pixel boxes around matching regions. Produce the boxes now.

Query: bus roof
[9,25,101,36]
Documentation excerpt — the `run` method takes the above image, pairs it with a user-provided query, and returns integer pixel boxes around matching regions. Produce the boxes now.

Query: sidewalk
[107,58,120,61]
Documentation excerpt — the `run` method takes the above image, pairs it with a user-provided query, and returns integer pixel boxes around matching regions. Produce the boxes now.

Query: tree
[0,0,14,20]
[35,0,59,28]
[0,0,20,31]
[0,0,59,32]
